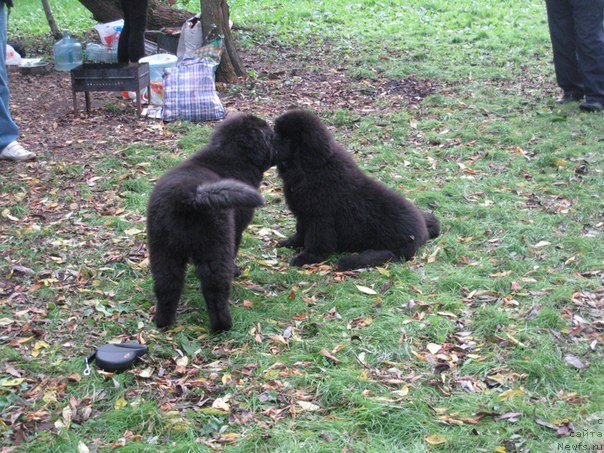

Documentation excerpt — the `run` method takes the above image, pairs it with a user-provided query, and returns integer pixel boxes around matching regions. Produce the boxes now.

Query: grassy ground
[2,0,603,452]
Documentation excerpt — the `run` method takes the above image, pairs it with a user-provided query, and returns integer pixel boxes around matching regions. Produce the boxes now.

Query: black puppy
[147,113,274,332]
[274,109,440,271]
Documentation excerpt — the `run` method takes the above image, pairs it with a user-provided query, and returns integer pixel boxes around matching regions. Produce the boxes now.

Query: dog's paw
[290,252,321,267]
[233,264,242,277]
[210,316,233,333]
[154,314,176,329]
[278,234,304,248]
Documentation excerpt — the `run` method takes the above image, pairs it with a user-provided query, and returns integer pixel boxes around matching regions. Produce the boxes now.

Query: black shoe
[556,92,584,104]
[579,100,604,112]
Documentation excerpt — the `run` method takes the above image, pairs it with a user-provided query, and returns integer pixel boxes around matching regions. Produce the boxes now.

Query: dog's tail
[337,250,398,271]
[423,211,440,239]
[193,180,264,210]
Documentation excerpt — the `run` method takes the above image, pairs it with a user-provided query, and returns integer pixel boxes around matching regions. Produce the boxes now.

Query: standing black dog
[274,109,440,271]
[147,113,274,332]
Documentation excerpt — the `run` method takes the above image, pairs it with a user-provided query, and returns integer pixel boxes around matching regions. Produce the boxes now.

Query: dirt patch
[5,39,440,165]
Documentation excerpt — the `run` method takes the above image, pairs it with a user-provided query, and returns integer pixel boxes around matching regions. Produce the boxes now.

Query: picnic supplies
[191,35,224,64]
[138,53,178,105]
[5,43,21,67]
[176,13,203,60]
[161,58,225,122]
[93,19,124,50]
[53,31,82,72]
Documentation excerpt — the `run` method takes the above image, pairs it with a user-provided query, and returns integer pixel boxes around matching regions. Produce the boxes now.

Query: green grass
[2,0,604,451]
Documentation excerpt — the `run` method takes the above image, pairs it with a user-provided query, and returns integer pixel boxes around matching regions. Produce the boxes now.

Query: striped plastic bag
[161,58,226,122]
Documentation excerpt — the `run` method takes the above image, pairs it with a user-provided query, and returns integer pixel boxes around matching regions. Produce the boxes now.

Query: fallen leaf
[114,397,128,410]
[175,356,189,367]
[376,267,390,277]
[497,412,523,423]
[425,434,447,445]
[216,433,240,443]
[535,418,558,431]
[505,332,527,347]
[211,397,231,412]
[319,348,342,363]
[77,441,90,453]
[61,405,73,429]
[426,343,441,354]
[564,354,587,369]
[392,386,409,397]
[270,335,288,346]
[32,340,50,357]
[533,241,551,249]
[498,388,527,401]
[138,367,153,378]
[297,401,320,412]
[1,378,25,387]
[427,246,441,263]
[356,285,377,295]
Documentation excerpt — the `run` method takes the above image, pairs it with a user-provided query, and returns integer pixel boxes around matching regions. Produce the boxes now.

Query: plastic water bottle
[53,31,83,71]
[85,43,102,63]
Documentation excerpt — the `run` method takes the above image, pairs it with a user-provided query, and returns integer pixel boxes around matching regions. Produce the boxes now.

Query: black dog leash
[84,343,148,375]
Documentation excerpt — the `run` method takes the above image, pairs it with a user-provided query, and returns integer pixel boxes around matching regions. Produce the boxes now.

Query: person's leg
[0,3,19,150]
[572,0,604,108]
[117,0,131,63]
[126,0,148,62]
[545,0,585,98]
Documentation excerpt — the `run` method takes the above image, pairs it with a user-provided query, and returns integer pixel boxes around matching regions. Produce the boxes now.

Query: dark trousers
[545,0,604,102]
[118,0,148,63]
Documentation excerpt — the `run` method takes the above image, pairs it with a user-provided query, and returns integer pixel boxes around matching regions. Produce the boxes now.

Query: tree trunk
[201,0,246,83]
[41,0,61,40]
[77,0,191,31]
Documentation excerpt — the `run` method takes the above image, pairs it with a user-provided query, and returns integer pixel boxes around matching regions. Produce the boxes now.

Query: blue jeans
[545,0,604,102]
[0,3,19,149]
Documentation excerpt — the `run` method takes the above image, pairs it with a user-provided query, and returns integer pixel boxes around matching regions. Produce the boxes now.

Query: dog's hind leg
[337,250,398,271]
[422,211,440,239]
[290,219,336,266]
[195,259,234,333]
[152,255,187,328]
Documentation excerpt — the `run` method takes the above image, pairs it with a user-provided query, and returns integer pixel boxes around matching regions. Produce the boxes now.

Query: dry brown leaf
[319,348,341,363]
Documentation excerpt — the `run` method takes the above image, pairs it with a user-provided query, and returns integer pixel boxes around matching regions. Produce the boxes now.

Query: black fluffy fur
[274,109,440,271]
[147,113,274,332]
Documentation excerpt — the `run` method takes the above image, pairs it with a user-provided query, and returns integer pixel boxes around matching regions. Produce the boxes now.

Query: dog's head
[273,109,334,171]
[210,112,275,171]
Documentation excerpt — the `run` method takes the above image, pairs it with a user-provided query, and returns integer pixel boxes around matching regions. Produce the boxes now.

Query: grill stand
[71,63,151,116]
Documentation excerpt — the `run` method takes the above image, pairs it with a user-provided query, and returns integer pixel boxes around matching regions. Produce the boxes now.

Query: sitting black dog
[274,109,440,271]
[147,113,274,332]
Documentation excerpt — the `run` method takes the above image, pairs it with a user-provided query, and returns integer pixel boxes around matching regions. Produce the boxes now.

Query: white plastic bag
[93,19,124,49]
[6,44,22,66]
[176,14,203,60]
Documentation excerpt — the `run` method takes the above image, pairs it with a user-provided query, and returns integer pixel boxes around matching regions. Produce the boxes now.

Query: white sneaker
[0,141,36,161]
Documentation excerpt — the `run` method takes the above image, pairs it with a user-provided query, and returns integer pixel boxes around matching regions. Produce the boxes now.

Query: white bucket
[139,53,178,105]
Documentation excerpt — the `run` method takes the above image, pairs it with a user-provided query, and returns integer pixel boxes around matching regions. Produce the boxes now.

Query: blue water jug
[53,31,83,71]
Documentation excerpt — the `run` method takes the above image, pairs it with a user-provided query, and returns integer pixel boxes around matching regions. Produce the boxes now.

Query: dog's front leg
[279,221,305,248]
[290,219,336,267]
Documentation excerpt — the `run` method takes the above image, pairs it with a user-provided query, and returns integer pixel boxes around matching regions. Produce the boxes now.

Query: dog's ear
[275,110,334,166]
